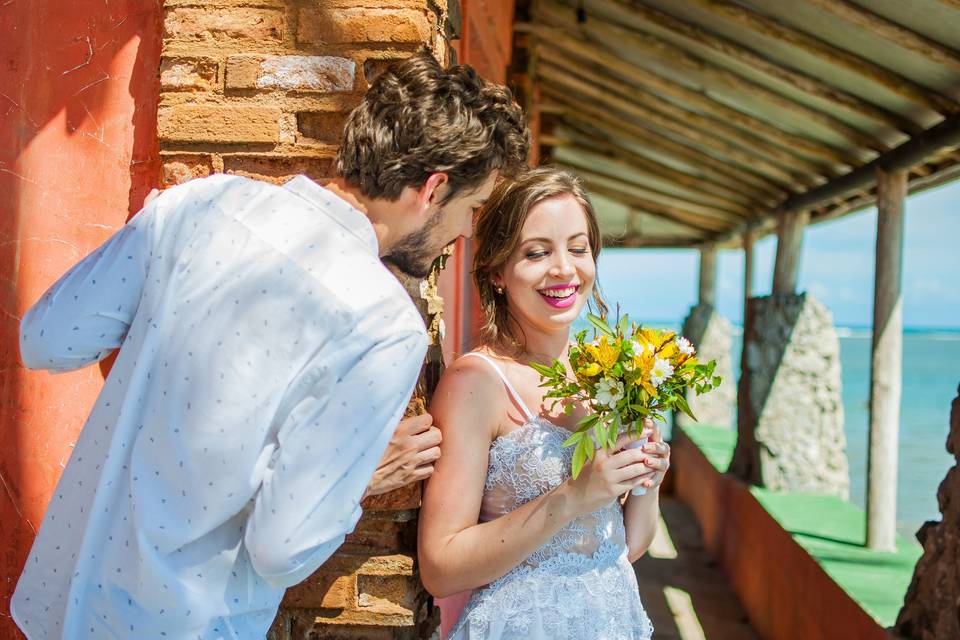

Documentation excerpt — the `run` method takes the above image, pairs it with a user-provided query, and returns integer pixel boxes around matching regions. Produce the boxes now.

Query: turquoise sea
[730,328,960,539]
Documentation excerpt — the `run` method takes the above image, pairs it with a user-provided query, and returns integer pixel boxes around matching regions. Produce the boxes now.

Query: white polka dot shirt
[11,175,427,638]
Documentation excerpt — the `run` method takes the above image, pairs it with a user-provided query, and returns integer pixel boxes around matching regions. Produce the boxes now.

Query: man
[12,53,529,638]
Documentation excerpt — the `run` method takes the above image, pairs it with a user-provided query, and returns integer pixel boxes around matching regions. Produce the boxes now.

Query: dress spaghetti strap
[460,352,535,421]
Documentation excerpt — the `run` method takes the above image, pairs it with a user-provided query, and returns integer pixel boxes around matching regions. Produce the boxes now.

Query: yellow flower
[585,335,620,372]
[633,352,658,396]
[580,362,602,377]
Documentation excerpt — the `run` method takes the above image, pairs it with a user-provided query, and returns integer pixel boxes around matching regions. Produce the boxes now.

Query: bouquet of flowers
[531,313,721,490]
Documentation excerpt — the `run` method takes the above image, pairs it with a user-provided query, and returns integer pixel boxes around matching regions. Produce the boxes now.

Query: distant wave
[836,327,871,339]
[928,333,960,341]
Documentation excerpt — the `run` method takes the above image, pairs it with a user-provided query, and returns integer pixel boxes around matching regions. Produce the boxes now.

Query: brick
[159,105,280,144]
[226,55,355,93]
[283,572,357,609]
[164,7,283,46]
[223,155,333,185]
[357,574,417,613]
[161,154,214,186]
[297,7,432,46]
[160,57,218,91]
[361,482,421,511]
[341,513,417,554]
[297,111,348,145]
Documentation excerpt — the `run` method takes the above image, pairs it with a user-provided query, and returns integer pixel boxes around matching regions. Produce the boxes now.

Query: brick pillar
[158,2,455,637]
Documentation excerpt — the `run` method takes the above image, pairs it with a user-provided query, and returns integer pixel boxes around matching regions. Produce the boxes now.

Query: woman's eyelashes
[523,245,590,260]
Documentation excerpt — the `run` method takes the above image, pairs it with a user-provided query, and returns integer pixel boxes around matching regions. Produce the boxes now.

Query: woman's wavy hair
[335,52,530,203]
[473,167,608,355]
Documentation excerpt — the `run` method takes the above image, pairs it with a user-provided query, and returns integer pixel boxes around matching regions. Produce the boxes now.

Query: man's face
[383,171,499,278]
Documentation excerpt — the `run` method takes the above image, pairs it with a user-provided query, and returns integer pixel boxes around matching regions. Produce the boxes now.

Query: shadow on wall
[0,1,160,635]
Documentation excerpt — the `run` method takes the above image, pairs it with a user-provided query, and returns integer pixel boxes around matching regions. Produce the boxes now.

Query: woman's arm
[418,357,652,597]
[623,424,671,563]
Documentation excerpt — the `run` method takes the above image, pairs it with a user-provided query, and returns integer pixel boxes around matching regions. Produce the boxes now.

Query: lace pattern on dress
[450,414,653,640]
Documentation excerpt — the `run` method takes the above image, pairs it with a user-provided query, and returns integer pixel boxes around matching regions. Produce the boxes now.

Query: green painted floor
[679,424,923,628]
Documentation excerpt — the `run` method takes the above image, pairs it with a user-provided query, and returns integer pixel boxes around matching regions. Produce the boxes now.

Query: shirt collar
[282,175,379,254]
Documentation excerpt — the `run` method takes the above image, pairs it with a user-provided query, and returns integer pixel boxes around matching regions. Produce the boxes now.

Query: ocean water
[731,329,960,539]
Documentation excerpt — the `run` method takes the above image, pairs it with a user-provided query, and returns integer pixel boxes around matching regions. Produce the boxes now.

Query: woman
[419,167,668,639]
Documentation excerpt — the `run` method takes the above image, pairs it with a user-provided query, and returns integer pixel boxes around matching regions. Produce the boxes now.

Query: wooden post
[772,210,809,294]
[742,230,754,328]
[698,243,718,307]
[731,229,760,484]
[867,168,907,551]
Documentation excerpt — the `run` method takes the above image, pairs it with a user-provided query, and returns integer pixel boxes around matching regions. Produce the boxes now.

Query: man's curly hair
[335,53,530,203]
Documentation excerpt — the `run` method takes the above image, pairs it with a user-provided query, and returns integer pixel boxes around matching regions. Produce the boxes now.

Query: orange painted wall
[0,2,160,636]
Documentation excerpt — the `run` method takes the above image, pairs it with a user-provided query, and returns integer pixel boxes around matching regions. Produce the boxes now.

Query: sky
[597,180,960,330]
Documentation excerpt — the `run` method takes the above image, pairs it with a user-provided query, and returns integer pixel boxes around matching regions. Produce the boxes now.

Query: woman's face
[496,194,596,336]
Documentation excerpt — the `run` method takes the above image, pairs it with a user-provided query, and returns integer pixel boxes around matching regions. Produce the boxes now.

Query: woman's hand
[565,428,654,515]
[636,421,670,492]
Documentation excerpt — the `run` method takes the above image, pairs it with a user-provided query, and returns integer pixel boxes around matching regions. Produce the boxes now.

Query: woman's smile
[538,283,580,309]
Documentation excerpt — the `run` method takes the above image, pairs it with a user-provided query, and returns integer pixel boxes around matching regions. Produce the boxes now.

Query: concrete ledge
[673,425,919,640]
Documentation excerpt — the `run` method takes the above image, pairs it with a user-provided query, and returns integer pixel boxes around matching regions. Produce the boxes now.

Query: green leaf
[563,430,583,447]
[572,440,587,479]
[674,394,698,421]
[530,361,558,378]
[577,413,600,429]
[587,313,615,337]
[617,314,630,336]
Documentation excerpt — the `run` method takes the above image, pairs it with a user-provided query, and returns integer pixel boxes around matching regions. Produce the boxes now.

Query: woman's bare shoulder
[430,351,510,432]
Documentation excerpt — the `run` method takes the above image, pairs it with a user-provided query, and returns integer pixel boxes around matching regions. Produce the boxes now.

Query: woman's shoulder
[433,350,512,410]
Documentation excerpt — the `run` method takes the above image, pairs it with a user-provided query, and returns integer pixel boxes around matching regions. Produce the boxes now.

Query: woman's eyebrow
[521,233,589,244]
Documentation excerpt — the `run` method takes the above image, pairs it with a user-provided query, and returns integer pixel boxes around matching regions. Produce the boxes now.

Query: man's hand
[365,414,441,498]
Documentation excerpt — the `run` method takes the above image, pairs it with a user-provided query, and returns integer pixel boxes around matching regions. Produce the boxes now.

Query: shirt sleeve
[244,327,427,588]
[18,193,170,373]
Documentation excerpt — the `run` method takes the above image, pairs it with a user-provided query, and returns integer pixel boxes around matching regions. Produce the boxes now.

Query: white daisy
[630,339,654,355]
[595,378,624,408]
[676,336,695,356]
[650,358,675,387]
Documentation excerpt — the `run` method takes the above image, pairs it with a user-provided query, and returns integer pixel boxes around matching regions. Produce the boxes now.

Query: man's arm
[244,329,427,589]
[19,194,167,372]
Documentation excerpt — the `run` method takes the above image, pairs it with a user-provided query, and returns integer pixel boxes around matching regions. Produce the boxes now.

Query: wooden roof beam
[517,22,861,167]
[778,113,960,214]
[553,116,776,209]
[537,2,890,152]
[683,0,960,114]
[805,0,960,72]
[555,127,760,212]
[555,150,749,220]
[541,87,789,201]
[538,63,818,190]
[601,0,922,134]
[537,51,837,179]
[577,175,735,233]
[717,113,960,244]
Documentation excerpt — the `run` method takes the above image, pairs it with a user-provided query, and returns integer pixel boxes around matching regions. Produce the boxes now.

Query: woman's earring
[495,285,504,295]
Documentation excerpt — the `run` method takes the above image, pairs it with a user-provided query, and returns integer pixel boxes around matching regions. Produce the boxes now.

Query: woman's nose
[550,254,575,278]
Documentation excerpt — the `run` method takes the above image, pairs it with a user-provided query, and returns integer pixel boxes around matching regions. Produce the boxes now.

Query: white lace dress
[447,353,653,640]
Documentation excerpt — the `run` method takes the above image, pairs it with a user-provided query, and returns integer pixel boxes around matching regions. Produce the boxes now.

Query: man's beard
[382,208,445,278]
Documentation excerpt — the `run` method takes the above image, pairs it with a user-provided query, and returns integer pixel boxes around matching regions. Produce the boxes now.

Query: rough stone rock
[730,293,849,498]
[676,304,735,430]
[895,385,960,640]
